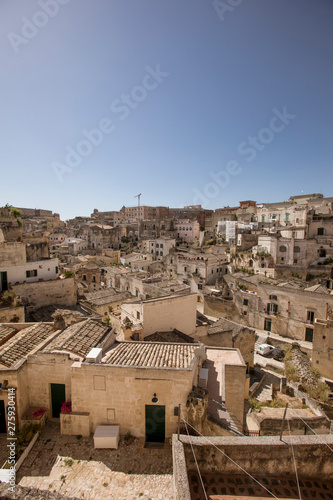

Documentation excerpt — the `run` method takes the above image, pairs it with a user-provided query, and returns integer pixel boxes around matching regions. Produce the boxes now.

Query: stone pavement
[20,456,173,500]
[16,421,173,500]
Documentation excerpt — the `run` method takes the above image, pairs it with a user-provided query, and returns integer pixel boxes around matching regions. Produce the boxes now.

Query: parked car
[271,348,285,361]
[256,343,274,356]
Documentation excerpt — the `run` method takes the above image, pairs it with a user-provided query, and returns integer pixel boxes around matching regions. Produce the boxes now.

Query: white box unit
[86,348,103,363]
[94,425,120,449]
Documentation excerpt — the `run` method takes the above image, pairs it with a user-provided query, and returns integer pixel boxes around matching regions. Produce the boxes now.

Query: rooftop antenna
[134,193,142,238]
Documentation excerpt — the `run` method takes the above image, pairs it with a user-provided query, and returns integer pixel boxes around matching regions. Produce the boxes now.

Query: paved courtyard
[16,421,173,500]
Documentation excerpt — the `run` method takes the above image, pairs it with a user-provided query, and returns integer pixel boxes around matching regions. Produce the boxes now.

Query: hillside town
[0,193,333,499]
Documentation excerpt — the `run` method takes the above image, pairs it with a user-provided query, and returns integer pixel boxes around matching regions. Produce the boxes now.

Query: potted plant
[123,431,134,445]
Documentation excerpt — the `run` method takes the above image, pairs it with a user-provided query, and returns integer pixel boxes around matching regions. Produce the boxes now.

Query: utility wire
[180,407,208,500]
[181,416,281,500]
[288,408,333,453]
[287,419,302,500]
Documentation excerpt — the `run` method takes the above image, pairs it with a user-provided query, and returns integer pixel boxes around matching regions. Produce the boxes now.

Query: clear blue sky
[1,0,332,220]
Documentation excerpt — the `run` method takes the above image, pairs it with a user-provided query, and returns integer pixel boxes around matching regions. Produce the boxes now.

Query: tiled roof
[208,318,253,337]
[27,305,89,322]
[144,329,198,344]
[102,341,196,369]
[45,319,112,358]
[0,323,55,367]
[0,325,16,344]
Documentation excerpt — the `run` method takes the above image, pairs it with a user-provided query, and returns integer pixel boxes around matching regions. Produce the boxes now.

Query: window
[285,213,290,221]
[305,328,313,342]
[294,259,298,264]
[211,269,214,274]
[26,269,37,278]
[279,246,287,252]
[160,244,163,248]
[160,251,163,256]
[198,283,203,290]
[317,228,324,235]
[136,311,140,320]
[55,266,59,274]
[294,246,300,253]
[93,276,96,282]
[267,303,278,314]
[262,215,265,222]
[83,274,86,281]
[243,299,248,306]
[269,295,277,300]
[307,311,315,324]
[156,251,159,255]
[184,266,187,272]
[156,244,159,248]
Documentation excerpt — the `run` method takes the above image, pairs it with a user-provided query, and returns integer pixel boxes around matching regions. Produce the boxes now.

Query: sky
[1,0,333,220]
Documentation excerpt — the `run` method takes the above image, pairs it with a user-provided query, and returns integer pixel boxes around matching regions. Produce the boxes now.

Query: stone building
[146,237,176,260]
[0,241,59,291]
[0,316,248,441]
[312,318,333,379]
[222,272,333,342]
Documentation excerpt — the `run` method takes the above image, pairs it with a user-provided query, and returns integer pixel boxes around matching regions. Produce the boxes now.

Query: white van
[256,343,274,356]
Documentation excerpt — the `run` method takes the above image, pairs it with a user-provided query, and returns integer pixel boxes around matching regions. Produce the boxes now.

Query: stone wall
[70,361,196,438]
[203,296,240,321]
[13,278,77,313]
[176,434,333,482]
[0,242,26,267]
[0,362,30,431]
[0,305,25,323]
[251,409,330,436]
[25,240,49,261]
[312,319,333,379]
[26,352,73,413]
[60,411,90,437]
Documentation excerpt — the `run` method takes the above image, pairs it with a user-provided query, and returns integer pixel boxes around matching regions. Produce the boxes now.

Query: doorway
[145,405,165,443]
[51,384,65,418]
[0,272,8,292]
[0,400,6,433]
[264,318,272,332]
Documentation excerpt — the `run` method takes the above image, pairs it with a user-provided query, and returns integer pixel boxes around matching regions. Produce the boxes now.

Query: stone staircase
[207,397,244,436]
[252,370,282,402]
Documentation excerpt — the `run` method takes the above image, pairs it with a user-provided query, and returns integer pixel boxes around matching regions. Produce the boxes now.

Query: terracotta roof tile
[102,341,196,369]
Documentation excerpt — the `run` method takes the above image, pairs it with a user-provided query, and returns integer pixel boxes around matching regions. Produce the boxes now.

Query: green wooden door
[0,272,8,292]
[0,400,6,433]
[264,318,271,332]
[145,405,165,443]
[51,384,65,418]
